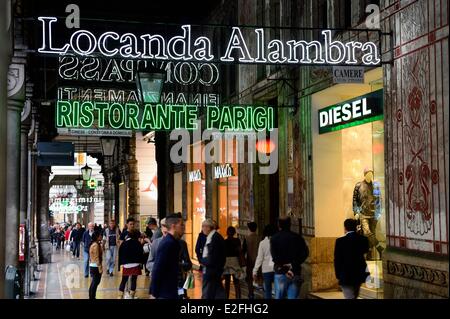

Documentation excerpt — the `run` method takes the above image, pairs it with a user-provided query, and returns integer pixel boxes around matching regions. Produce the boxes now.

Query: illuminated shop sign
[58,86,220,106]
[188,170,202,182]
[214,164,234,179]
[87,178,97,190]
[39,17,380,66]
[318,89,383,134]
[58,56,220,86]
[56,100,273,131]
[52,197,102,204]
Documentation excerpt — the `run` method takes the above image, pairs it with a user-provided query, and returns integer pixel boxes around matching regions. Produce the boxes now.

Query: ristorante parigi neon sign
[38,17,381,66]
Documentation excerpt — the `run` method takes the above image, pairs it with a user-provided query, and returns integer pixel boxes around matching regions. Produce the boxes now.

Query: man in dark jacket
[195,230,207,270]
[82,222,95,278]
[334,218,370,299]
[199,219,226,299]
[150,213,185,299]
[70,223,82,259]
[270,217,309,299]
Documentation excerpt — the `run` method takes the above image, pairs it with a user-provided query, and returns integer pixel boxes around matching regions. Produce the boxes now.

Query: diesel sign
[318,89,383,134]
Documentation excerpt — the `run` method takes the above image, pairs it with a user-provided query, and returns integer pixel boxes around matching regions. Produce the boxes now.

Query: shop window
[312,68,385,298]
[214,138,239,238]
[187,143,206,261]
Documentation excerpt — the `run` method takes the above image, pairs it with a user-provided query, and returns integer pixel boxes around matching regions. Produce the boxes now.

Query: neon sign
[39,17,381,66]
[58,87,220,105]
[58,56,220,86]
[56,100,273,131]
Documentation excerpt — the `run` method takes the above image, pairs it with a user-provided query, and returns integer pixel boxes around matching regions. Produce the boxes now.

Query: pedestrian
[117,229,145,299]
[145,217,159,241]
[49,225,55,246]
[199,219,226,299]
[55,224,64,250]
[253,224,277,299]
[223,226,243,299]
[150,213,185,299]
[70,223,82,259]
[88,231,103,300]
[195,229,207,271]
[119,217,140,244]
[178,217,192,299]
[270,217,309,299]
[152,218,163,241]
[146,218,168,278]
[82,222,95,278]
[103,220,121,276]
[64,226,71,245]
[242,221,259,299]
[334,218,370,299]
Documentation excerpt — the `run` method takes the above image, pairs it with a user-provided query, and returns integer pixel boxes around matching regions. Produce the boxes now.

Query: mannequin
[353,168,384,260]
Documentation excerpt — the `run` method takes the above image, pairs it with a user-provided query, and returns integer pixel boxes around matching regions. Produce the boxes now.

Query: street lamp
[256,138,276,155]
[100,137,117,157]
[136,64,166,104]
[81,163,92,181]
[75,176,84,190]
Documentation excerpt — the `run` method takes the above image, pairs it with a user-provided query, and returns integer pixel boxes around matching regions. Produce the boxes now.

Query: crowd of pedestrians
[49,214,369,300]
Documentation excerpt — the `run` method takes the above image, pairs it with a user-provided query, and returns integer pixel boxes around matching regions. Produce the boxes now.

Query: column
[103,171,112,223]
[0,0,12,299]
[4,99,23,268]
[20,99,31,224]
[127,133,140,227]
[37,167,51,264]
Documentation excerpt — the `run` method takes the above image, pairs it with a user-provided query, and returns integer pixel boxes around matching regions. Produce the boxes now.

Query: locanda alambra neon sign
[39,17,381,66]
[56,100,274,132]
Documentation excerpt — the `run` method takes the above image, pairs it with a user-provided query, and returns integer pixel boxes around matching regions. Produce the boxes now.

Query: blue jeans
[262,272,274,299]
[274,274,300,299]
[106,246,117,274]
[83,251,90,277]
[72,241,80,258]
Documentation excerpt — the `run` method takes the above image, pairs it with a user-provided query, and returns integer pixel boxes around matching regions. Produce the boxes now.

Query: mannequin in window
[352,168,384,260]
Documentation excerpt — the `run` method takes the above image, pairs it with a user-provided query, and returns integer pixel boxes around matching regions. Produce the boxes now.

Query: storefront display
[186,143,206,261]
[312,67,385,298]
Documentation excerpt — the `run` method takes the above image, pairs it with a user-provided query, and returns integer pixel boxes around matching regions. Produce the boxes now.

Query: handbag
[235,267,247,281]
[183,271,195,290]
[143,243,151,254]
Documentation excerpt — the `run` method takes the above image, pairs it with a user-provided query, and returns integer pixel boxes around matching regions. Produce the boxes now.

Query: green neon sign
[56,100,273,131]
[87,178,97,190]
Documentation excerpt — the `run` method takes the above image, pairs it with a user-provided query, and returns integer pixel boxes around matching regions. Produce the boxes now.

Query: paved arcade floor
[29,245,263,299]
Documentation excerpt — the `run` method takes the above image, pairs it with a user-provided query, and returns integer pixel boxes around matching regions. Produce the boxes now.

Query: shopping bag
[183,272,195,290]
[65,243,71,252]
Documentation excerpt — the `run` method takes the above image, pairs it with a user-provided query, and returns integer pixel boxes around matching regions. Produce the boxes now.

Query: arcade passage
[56,100,273,131]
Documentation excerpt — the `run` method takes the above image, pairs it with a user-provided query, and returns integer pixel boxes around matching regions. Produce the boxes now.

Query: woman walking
[89,231,103,299]
[253,224,277,299]
[118,229,144,299]
[223,226,243,299]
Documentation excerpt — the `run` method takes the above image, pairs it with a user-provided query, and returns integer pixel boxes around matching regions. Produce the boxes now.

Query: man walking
[150,214,185,299]
[199,219,226,299]
[70,223,82,259]
[270,217,309,299]
[243,221,259,299]
[103,220,121,276]
[334,218,370,299]
[82,222,95,278]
